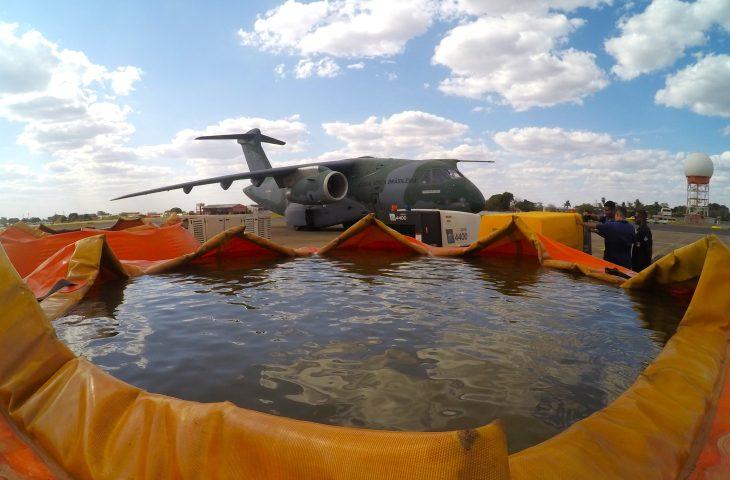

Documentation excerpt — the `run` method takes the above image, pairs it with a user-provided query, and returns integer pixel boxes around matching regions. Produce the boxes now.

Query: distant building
[200,203,250,215]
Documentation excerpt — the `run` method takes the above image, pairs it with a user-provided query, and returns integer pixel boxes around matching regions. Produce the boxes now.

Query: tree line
[484,192,730,221]
[0,208,185,227]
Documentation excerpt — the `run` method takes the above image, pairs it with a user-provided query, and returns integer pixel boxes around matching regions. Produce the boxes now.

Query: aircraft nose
[467,183,485,213]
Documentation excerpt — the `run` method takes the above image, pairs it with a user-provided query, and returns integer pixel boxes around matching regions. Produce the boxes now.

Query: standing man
[600,200,616,223]
[632,209,653,271]
[581,200,617,255]
[582,200,616,224]
[585,205,635,269]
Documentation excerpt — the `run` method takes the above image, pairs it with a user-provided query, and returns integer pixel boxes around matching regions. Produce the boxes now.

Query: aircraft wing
[438,159,495,164]
[111,157,494,201]
[111,160,353,201]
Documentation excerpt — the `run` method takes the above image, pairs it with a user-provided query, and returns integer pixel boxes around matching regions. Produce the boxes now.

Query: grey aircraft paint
[113,129,491,228]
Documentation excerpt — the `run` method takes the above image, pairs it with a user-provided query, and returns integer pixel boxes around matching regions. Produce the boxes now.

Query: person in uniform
[583,200,616,224]
[632,209,652,271]
[585,205,635,269]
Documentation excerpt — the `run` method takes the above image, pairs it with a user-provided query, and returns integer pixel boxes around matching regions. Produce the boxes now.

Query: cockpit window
[422,168,462,184]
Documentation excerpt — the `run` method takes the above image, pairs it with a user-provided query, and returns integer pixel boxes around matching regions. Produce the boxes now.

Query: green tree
[563,200,571,209]
[8,218,19,224]
[170,207,183,214]
[515,199,537,211]
[709,203,730,221]
[68,212,79,222]
[0,217,7,226]
[574,203,595,214]
[484,192,514,211]
[646,202,662,216]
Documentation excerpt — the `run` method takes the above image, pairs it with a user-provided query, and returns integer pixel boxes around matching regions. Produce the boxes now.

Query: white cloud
[605,0,730,80]
[238,0,436,58]
[722,125,730,136]
[713,151,730,169]
[105,65,142,95]
[0,23,58,94]
[478,126,730,206]
[479,128,695,205]
[320,110,478,159]
[238,0,329,53]
[138,115,309,175]
[655,54,730,117]
[294,57,341,78]
[0,22,313,214]
[0,22,141,164]
[347,62,365,69]
[440,0,611,16]
[386,72,398,81]
[432,13,609,110]
[493,127,625,156]
[422,142,496,161]
[274,63,286,78]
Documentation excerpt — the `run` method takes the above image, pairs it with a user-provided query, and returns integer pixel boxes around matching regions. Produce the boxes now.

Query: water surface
[55,255,687,452]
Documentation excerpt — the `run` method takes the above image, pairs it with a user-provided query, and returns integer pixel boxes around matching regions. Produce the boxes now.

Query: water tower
[684,152,713,221]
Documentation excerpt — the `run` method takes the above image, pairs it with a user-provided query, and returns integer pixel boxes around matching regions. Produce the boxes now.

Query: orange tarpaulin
[0,224,201,278]
[322,215,634,283]
[107,217,146,231]
[0,223,47,242]
[318,215,431,255]
[22,227,307,321]
[0,413,58,479]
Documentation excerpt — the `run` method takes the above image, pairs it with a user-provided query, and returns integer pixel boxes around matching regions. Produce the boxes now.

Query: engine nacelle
[287,169,348,205]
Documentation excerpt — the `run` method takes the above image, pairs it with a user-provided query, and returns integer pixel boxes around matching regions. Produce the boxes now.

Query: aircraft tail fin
[196,128,285,171]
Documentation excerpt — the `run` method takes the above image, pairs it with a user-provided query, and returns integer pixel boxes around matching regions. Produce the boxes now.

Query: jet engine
[287,168,348,205]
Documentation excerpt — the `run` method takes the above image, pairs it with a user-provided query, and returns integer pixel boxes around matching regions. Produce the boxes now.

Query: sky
[0,0,728,218]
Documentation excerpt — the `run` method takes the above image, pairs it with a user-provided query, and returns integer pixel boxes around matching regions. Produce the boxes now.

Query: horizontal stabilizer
[437,159,495,163]
[195,128,285,145]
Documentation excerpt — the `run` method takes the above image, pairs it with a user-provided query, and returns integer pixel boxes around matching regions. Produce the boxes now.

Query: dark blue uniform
[596,220,635,269]
[632,224,653,271]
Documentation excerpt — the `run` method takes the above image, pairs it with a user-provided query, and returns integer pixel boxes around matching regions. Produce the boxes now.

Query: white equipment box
[439,210,481,247]
[181,212,271,244]
[384,209,480,247]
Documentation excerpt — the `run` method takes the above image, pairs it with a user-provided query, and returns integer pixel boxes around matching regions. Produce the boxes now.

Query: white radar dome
[684,152,714,178]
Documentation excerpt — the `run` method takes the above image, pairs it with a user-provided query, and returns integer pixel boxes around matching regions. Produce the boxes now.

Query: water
[54,255,687,452]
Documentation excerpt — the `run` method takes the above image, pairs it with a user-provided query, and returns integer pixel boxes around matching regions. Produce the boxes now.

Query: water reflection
[55,276,152,370]
[461,256,542,297]
[54,256,687,453]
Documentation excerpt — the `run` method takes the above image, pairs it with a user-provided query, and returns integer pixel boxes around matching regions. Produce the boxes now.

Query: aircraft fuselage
[243,157,485,228]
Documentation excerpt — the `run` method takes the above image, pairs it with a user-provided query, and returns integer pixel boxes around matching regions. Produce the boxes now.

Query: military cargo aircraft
[113,129,491,229]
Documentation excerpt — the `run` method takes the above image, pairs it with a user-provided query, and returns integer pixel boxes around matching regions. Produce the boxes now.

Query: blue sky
[0,0,728,218]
